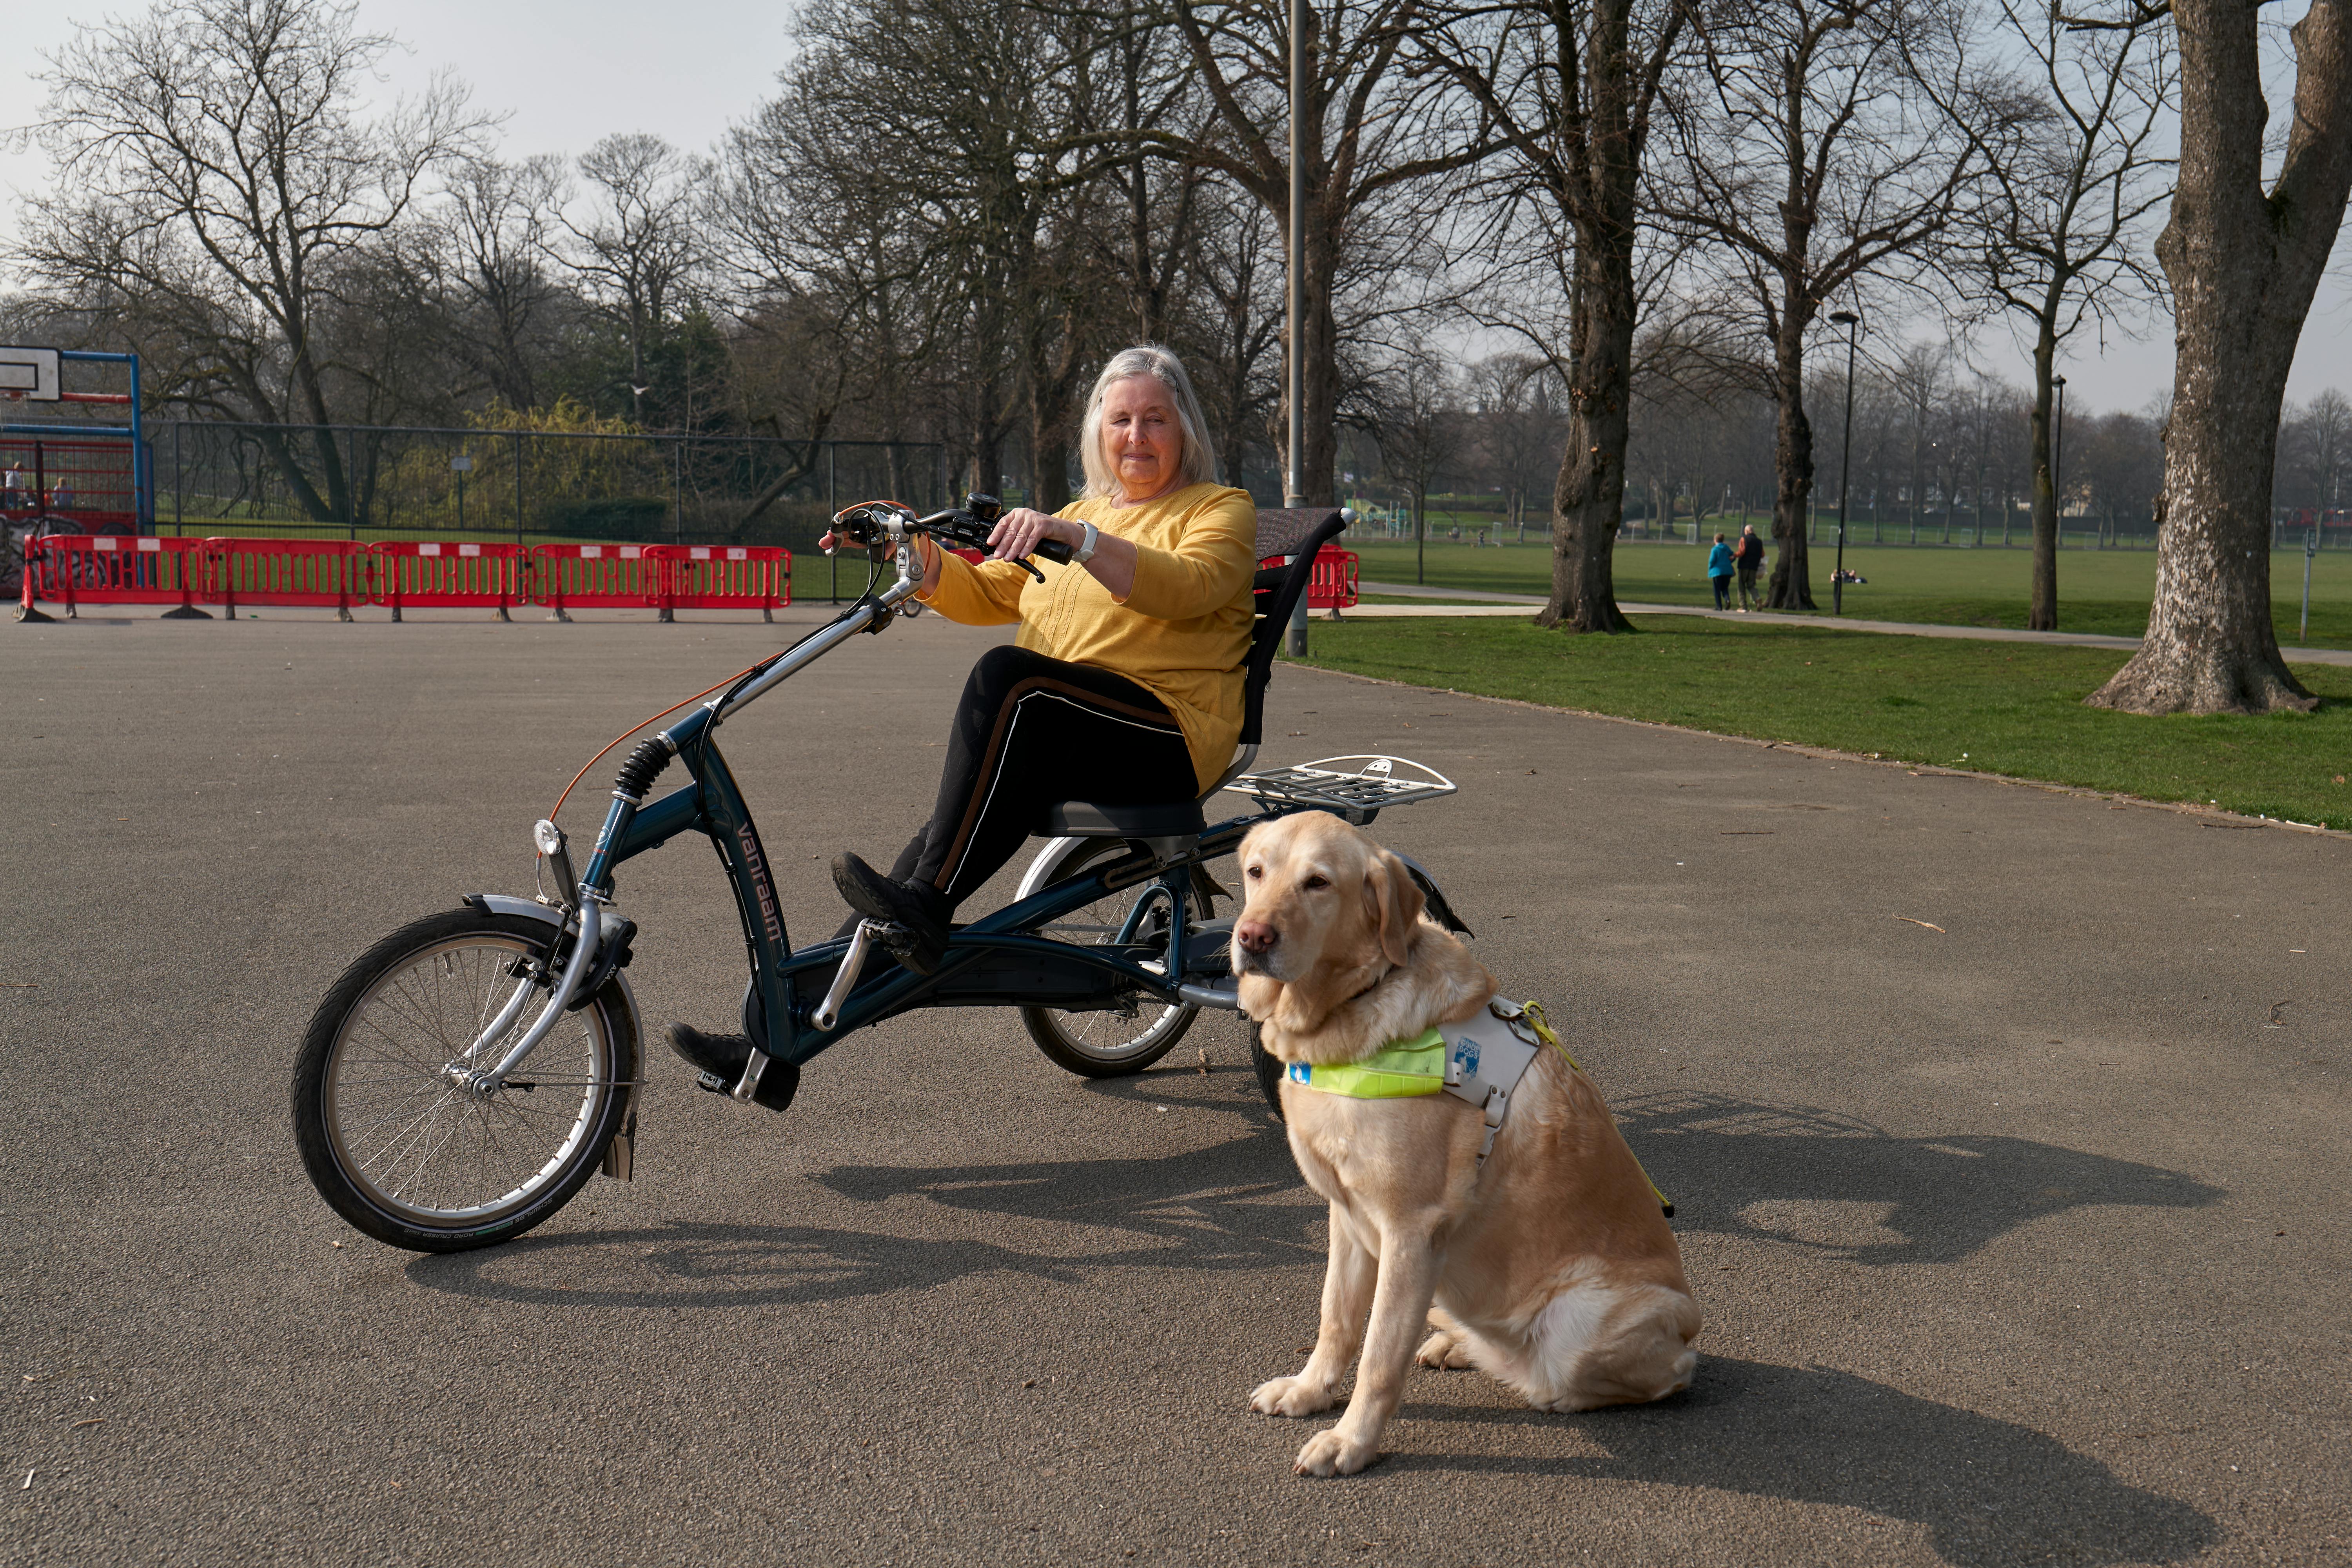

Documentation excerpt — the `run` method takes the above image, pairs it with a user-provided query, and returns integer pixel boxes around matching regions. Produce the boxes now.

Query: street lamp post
[1830,311,1862,616]
[2051,374,2068,551]
[1283,0,1310,656]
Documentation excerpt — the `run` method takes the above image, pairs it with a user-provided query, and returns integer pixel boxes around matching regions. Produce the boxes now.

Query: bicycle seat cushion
[1044,799,1207,837]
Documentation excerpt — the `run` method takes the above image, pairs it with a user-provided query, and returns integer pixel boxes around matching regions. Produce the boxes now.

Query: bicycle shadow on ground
[406,1127,1318,1311]
[407,1089,2218,1312]
[1614,1091,2225,1265]
[1387,1357,2217,1568]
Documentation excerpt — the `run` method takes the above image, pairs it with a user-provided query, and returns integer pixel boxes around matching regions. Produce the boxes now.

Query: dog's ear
[1364,847,1427,969]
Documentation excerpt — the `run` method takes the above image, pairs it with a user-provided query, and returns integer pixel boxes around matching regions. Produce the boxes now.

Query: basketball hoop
[0,347,63,402]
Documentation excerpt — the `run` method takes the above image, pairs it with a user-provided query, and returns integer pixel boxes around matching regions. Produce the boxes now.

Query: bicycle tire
[1017,837,1199,1078]
[1247,1018,1287,1121]
[290,907,638,1253]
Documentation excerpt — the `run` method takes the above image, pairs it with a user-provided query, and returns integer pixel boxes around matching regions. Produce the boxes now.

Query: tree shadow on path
[1393,1357,2217,1568]
[1616,1091,2225,1264]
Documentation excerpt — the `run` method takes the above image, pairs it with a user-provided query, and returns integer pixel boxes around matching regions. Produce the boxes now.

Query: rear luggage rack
[1227,755,1459,824]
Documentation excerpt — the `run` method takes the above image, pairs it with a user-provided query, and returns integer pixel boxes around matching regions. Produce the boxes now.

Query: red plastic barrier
[1258,543,1359,613]
[647,544,792,622]
[209,537,366,621]
[1308,545,1359,612]
[530,543,665,622]
[17,534,214,621]
[368,541,528,622]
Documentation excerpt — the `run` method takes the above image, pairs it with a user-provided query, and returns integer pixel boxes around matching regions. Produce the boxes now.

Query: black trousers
[882,645,1199,908]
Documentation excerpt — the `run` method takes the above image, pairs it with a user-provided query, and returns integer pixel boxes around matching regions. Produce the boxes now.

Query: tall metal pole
[1831,312,1861,616]
[2051,375,2067,551]
[1283,0,1312,657]
[1286,0,1307,512]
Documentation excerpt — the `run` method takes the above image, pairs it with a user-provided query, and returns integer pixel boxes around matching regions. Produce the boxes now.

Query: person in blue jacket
[1706,532,1735,610]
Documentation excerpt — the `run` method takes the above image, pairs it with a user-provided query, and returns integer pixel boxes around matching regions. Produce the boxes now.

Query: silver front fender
[459,893,646,1052]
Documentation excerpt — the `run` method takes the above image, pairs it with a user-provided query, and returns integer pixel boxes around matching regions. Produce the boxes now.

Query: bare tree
[2278,387,2352,520]
[2087,0,2352,714]
[557,134,710,427]
[1115,0,1501,503]
[1653,0,1994,608]
[18,0,486,519]
[1941,0,2171,625]
[1370,346,1461,582]
[430,154,572,412]
[1420,0,1689,630]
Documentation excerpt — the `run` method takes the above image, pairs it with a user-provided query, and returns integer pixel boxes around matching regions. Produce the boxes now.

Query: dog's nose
[1234,919,1279,955]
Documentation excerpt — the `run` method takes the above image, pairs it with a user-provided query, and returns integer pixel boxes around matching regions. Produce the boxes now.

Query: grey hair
[1078,345,1218,500]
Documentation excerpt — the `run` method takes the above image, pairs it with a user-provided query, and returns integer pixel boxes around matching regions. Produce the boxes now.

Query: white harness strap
[1439,998,1546,1167]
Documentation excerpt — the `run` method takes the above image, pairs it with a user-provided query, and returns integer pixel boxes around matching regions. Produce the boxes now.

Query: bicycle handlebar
[828,491,1074,577]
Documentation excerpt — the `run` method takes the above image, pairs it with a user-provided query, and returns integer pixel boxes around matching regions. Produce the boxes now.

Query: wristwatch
[1073,521,1099,564]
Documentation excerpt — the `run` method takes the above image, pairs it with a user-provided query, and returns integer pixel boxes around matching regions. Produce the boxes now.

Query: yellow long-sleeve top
[916,482,1258,793]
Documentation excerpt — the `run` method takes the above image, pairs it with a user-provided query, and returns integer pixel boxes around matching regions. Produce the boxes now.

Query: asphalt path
[4,606,2347,1567]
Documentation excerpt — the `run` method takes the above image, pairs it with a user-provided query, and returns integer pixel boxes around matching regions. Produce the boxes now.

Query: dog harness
[1283,998,1546,1165]
[1285,999,1674,1214]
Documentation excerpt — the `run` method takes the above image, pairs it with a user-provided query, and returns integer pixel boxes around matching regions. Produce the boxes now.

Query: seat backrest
[1241,507,1348,746]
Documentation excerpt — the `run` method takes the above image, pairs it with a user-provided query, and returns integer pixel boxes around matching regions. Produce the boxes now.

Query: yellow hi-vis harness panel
[1284,999,1674,1216]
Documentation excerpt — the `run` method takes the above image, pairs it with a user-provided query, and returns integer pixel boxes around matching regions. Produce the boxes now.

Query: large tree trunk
[2089,0,2352,714]
[1540,250,1635,633]
[1298,215,1342,506]
[1765,317,1818,610]
[2027,320,2060,630]
[1536,0,1642,635]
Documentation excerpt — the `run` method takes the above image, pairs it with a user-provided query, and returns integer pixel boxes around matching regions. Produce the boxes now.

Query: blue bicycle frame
[567,539,1280,1080]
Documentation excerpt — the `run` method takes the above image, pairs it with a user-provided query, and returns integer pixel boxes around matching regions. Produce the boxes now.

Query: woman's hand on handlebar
[987,508,1080,564]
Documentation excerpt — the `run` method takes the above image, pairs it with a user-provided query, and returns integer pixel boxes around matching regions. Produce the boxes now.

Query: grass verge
[1342,538,2352,649]
[1285,615,2352,830]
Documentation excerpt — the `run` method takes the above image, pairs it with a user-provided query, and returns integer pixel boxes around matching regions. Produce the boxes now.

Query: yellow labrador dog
[1233,811,1700,1476]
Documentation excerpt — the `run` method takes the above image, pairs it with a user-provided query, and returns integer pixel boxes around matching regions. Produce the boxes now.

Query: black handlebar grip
[1034,538,1075,564]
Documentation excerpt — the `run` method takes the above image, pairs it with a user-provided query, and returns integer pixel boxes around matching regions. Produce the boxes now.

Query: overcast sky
[3,0,2346,416]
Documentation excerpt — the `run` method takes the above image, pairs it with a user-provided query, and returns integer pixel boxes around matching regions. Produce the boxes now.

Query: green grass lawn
[1285,615,2352,830]
[1343,536,2352,649]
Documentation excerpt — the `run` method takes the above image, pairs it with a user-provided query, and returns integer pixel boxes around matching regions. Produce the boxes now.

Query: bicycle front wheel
[290,908,639,1253]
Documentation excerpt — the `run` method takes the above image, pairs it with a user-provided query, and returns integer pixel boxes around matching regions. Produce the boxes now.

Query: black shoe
[667,1022,753,1090]
[829,853,951,975]
[665,1022,799,1112]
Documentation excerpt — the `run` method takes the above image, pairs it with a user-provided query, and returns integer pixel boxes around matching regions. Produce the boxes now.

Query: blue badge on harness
[1287,1062,1311,1084]
[1452,1039,1480,1077]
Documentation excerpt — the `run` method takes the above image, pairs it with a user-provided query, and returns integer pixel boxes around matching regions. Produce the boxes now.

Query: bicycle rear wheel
[290,907,638,1253]
[1018,837,1198,1077]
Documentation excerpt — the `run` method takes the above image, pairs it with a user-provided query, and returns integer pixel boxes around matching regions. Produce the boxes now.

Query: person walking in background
[1735,523,1765,610]
[1706,531,1735,611]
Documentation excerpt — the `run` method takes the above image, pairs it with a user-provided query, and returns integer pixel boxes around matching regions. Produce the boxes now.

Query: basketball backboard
[0,347,63,401]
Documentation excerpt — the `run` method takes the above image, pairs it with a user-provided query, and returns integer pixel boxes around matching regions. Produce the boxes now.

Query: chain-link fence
[154,421,949,552]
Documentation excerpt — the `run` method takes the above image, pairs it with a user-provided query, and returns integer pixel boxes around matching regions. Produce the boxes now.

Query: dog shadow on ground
[1392,1358,2217,1567]
[1614,1090,2225,1264]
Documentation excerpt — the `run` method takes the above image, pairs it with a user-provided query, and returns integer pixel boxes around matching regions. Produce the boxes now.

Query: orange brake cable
[547,660,766,822]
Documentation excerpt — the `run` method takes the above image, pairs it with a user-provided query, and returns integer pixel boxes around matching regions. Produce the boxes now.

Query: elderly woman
[670,346,1258,1084]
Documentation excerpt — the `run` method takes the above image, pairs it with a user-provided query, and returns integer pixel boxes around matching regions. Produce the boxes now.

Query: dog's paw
[1415,1329,1474,1370]
[1249,1374,1337,1417]
[1293,1428,1379,1477]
